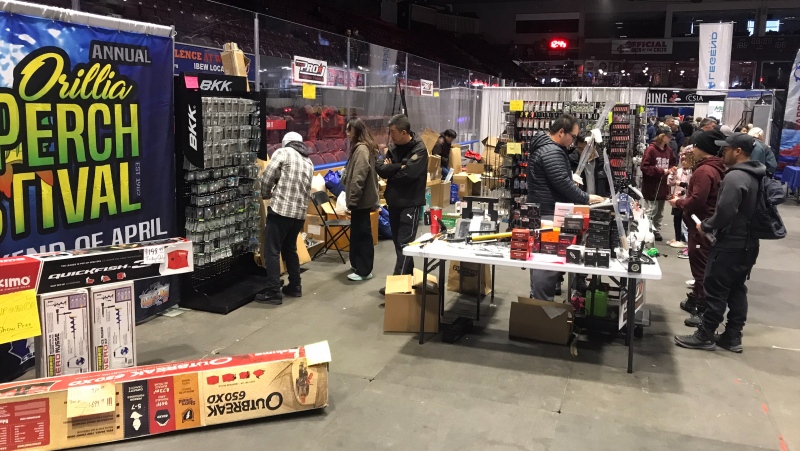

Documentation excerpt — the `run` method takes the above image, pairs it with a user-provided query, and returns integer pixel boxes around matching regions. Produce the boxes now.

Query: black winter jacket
[701,160,765,250]
[376,134,428,208]
[526,133,590,216]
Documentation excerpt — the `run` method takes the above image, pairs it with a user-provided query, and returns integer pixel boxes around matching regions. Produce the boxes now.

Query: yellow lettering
[90,164,116,218]
[87,103,112,161]
[25,103,54,167]
[56,104,86,164]
[18,52,64,102]
[0,93,20,147]
[12,172,35,234]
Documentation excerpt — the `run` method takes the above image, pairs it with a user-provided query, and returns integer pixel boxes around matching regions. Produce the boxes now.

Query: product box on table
[566,245,584,264]
[520,203,541,220]
[562,214,585,231]
[509,297,574,345]
[510,240,532,251]
[0,343,330,451]
[511,228,531,240]
[510,249,531,261]
[384,270,440,333]
[553,202,574,227]
[596,249,611,268]
[541,242,559,255]
[89,282,136,371]
[35,290,91,378]
[584,248,598,267]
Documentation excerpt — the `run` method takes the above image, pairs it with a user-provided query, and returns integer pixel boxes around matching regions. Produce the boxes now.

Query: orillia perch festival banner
[0,11,176,257]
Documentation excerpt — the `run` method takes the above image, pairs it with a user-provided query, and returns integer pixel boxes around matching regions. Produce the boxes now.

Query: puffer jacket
[342,143,380,211]
[526,133,589,216]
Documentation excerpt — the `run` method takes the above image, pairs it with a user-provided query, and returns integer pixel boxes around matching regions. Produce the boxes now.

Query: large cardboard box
[446,261,492,295]
[509,297,574,345]
[421,128,440,154]
[427,155,442,181]
[452,173,481,199]
[427,181,452,208]
[384,270,439,333]
[465,163,484,174]
[35,290,91,378]
[89,282,136,372]
[480,136,503,169]
[0,343,330,451]
[449,145,462,172]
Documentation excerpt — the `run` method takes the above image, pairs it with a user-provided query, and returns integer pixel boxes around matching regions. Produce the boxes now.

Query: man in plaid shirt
[258,131,314,304]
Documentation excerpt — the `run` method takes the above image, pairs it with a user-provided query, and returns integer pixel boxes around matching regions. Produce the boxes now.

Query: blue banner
[174,42,255,81]
[0,12,177,257]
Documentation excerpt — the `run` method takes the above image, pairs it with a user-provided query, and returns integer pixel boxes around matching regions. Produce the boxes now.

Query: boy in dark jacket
[670,130,727,326]
[376,114,428,279]
[527,115,604,300]
[675,133,763,352]
[640,126,677,241]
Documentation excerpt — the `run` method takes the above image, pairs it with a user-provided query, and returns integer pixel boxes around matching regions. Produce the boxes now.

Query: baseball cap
[656,126,673,136]
[692,130,726,155]
[719,124,734,137]
[714,132,755,155]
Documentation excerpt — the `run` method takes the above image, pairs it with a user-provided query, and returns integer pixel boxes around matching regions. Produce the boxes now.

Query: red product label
[510,240,531,251]
[265,119,287,130]
[0,256,40,295]
[0,399,50,450]
[148,377,176,435]
[510,250,530,261]
[511,229,530,240]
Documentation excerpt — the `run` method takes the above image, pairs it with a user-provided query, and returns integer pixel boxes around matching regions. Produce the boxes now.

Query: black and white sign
[611,39,672,55]
[292,56,328,85]
[420,79,434,97]
[646,90,726,105]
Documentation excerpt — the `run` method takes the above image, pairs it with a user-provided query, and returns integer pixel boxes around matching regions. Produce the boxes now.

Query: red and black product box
[541,242,559,255]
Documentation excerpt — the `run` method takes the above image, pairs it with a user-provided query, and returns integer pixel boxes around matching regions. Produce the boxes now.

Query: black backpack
[748,174,787,240]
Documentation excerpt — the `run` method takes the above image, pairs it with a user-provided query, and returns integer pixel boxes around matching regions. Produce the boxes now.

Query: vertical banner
[779,49,800,158]
[697,23,733,91]
[0,12,176,257]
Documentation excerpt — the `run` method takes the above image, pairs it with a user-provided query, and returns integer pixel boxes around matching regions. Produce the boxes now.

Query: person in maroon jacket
[669,130,727,327]
[640,126,677,241]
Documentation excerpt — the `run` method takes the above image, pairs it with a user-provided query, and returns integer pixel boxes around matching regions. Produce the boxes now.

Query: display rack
[174,73,269,314]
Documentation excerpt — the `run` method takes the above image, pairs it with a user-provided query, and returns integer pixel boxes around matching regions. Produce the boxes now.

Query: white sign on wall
[420,79,434,97]
[292,55,328,85]
[697,23,733,91]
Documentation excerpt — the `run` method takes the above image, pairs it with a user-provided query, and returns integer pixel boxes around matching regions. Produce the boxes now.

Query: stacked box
[36,290,91,377]
[562,214,585,232]
[558,233,577,257]
[566,245,584,264]
[584,248,598,267]
[90,282,136,371]
[510,228,532,261]
[519,203,541,230]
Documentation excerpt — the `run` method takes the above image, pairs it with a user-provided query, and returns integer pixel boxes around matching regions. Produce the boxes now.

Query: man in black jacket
[675,133,763,352]
[528,115,604,300]
[376,114,428,279]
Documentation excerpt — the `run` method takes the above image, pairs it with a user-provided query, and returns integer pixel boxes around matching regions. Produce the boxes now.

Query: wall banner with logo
[326,67,367,91]
[174,42,255,81]
[646,90,726,105]
[697,23,733,91]
[611,39,672,55]
[292,55,328,85]
[779,49,800,158]
[0,11,177,259]
[420,79,434,97]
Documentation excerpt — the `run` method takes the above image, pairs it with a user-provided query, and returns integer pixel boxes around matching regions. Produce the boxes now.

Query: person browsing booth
[675,133,765,352]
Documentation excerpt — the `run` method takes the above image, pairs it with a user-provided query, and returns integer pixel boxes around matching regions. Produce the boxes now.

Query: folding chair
[310,191,351,264]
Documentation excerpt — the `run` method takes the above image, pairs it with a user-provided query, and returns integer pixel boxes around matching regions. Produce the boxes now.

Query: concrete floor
[84,203,800,451]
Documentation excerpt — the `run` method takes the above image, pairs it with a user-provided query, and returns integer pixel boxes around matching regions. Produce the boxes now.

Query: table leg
[626,277,636,374]
[491,265,496,304]
[439,259,446,317]
[420,257,429,345]
[476,264,482,321]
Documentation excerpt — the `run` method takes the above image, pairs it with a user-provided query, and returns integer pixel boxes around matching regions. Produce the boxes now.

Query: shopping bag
[334,192,348,215]
[446,261,493,295]
[311,174,326,193]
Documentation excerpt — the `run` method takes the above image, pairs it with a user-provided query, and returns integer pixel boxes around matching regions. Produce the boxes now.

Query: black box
[541,242,559,255]
[566,245,583,264]
[597,249,611,268]
[589,209,612,221]
[584,248,598,267]
[520,203,541,219]
[562,214,585,230]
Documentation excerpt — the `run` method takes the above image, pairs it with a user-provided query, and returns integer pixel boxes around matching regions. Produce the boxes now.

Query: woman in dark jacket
[342,118,380,281]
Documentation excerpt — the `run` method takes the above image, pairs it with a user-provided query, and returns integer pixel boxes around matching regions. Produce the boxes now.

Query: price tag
[67,383,115,418]
[143,246,166,264]
[509,100,523,112]
[302,83,316,100]
[506,142,522,155]
[0,289,41,344]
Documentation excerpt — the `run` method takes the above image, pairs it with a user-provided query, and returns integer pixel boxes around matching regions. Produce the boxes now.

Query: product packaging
[89,282,136,371]
[35,290,91,377]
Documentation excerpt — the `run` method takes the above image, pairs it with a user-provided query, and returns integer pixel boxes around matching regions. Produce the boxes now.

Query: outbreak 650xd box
[0,342,330,451]
[35,290,91,378]
[89,282,136,371]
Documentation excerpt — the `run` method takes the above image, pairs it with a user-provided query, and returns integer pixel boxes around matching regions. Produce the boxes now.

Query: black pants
[688,226,712,308]
[388,206,420,275]
[349,208,374,277]
[672,208,684,242]
[264,208,305,295]
[701,246,760,337]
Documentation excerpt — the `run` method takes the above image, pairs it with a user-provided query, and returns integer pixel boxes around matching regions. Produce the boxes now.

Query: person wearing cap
[640,126,677,241]
[675,133,764,352]
[690,118,717,143]
[669,130,727,326]
[747,127,777,176]
[257,132,314,305]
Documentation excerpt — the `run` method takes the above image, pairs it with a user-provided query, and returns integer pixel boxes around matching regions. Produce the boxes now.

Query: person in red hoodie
[669,130,727,327]
[640,126,677,241]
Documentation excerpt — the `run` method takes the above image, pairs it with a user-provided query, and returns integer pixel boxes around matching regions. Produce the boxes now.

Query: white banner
[292,55,328,85]
[779,49,800,153]
[420,79,434,96]
[697,23,733,91]
[611,39,672,55]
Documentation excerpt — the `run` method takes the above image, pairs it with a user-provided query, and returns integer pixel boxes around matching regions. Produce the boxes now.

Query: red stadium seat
[334,139,346,151]
[334,151,348,162]
[304,141,316,154]
[321,153,337,164]
[309,154,324,166]
[315,141,328,154]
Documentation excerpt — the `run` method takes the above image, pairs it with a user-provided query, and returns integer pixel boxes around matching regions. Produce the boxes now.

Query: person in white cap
[257,132,314,305]
[747,127,777,176]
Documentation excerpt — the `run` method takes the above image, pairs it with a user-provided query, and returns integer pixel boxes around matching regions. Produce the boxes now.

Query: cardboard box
[426,181,452,208]
[384,270,439,333]
[35,290,91,377]
[90,282,136,372]
[465,163,484,174]
[428,155,442,181]
[480,136,503,169]
[509,297,574,345]
[421,128,439,154]
[452,173,481,199]
[449,145,462,171]
[221,42,251,89]
[0,343,330,451]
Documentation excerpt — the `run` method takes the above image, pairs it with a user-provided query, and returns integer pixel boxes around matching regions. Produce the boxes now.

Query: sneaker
[255,292,283,305]
[684,312,703,328]
[281,285,302,298]
[674,328,716,351]
[669,241,687,248]
[714,332,743,353]
[654,231,663,241]
[554,284,562,296]
[680,293,697,313]
[379,287,386,296]
[348,273,374,281]
[685,279,695,287]
[677,248,689,259]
